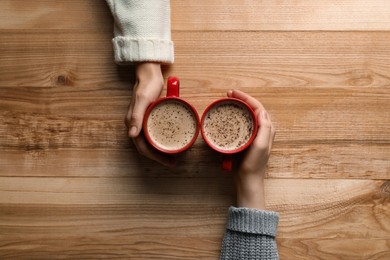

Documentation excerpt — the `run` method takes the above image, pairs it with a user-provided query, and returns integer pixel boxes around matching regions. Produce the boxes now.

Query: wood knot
[380,181,390,197]
[56,72,75,86]
[349,69,373,87]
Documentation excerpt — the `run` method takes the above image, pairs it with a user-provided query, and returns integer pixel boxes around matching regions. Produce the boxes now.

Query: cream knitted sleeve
[105,0,174,64]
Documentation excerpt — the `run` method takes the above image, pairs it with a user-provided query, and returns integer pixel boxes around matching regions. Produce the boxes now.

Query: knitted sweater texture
[105,0,174,64]
[221,207,279,259]
[106,1,279,259]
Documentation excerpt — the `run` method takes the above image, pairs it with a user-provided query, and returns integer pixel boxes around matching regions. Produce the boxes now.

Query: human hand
[126,63,164,137]
[227,90,276,210]
[125,62,175,167]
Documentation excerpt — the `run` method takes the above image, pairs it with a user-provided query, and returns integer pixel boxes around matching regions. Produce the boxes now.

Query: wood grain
[0,0,389,259]
[0,87,388,179]
[0,179,388,259]
[2,31,390,89]
[171,0,390,31]
[0,0,112,31]
[1,31,389,180]
[0,144,388,179]
[1,0,390,31]
[278,239,390,260]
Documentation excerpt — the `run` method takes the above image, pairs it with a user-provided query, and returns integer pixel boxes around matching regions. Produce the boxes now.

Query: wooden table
[1,1,389,259]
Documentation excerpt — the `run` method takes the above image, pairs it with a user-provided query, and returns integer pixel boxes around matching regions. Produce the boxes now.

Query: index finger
[227,89,265,114]
[132,135,176,168]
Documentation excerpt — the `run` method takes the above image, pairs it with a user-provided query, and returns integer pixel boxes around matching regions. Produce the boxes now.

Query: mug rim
[200,98,258,154]
[143,96,201,154]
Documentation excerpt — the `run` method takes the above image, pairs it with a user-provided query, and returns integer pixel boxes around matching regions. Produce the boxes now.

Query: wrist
[136,62,163,83]
[236,172,266,210]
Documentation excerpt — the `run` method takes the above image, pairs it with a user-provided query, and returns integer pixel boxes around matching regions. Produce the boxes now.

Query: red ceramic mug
[143,76,257,171]
[143,77,201,154]
[200,98,258,171]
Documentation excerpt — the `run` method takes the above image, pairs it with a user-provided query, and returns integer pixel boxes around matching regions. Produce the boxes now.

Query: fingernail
[129,126,138,137]
[261,110,268,119]
[227,90,233,96]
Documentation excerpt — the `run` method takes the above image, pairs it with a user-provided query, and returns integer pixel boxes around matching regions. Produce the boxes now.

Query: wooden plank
[0,179,388,258]
[0,178,388,239]
[172,31,390,68]
[0,85,388,179]
[1,31,390,89]
[0,87,388,138]
[0,143,388,179]
[269,144,390,179]
[0,0,112,31]
[0,203,221,260]
[278,238,390,260]
[0,147,225,178]
[0,31,123,89]
[1,0,390,31]
[171,0,390,31]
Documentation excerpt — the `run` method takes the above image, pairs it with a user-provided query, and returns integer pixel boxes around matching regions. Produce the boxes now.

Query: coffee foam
[203,101,254,151]
[147,100,197,151]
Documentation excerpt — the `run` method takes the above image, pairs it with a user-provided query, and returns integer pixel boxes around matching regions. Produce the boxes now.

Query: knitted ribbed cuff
[226,206,279,237]
[112,36,174,64]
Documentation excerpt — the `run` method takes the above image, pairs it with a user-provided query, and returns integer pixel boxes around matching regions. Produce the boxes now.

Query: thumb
[242,110,272,165]
[128,96,151,138]
[253,110,272,152]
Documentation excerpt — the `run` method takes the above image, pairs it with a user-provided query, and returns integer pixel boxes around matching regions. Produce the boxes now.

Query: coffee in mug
[146,100,198,152]
[202,101,255,152]
[143,76,257,172]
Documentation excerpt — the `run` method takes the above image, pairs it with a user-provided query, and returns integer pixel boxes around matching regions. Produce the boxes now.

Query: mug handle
[167,76,180,97]
[222,156,233,172]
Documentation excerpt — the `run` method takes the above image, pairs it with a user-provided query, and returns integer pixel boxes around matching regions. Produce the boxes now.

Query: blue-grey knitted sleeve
[220,207,279,260]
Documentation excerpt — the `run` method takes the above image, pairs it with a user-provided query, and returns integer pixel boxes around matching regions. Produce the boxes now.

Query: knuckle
[134,90,149,101]
[255,142,269,152]
[262,121,272,129]
[125,112,132,122]
[130,113,142,122]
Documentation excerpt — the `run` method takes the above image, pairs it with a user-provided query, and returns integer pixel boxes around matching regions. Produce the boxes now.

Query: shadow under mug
[143,76,258,171]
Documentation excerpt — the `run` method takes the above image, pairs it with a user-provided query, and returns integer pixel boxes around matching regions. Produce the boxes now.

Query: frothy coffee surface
[203,102,254,151]
[147,100,197,151]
